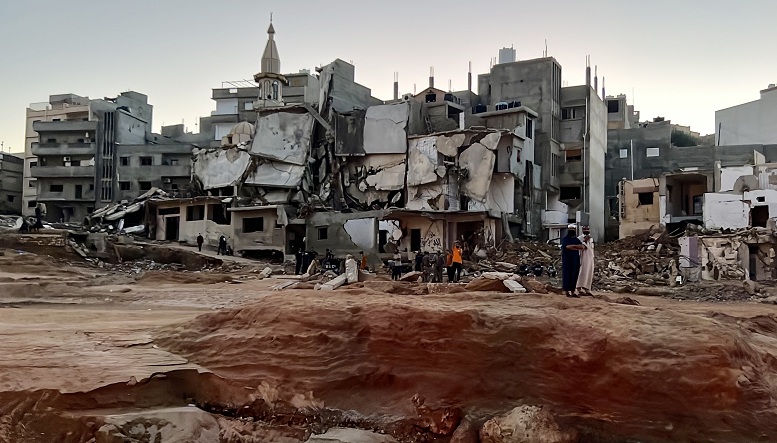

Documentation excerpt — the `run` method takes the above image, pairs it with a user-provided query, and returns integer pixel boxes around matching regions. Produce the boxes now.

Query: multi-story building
[0,153,23,214]
[716,84,777,146]
[26,92,193,223]
[477,56,607,241]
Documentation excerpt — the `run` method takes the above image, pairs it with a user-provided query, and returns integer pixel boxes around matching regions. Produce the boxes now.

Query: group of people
[408,241,464,283]
[560,224,595,298]
[195,234,232,256]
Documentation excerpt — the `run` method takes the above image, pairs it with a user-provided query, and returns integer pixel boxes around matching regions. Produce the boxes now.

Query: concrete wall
[231,207,284,253]
[619,178,660,238]
[716,87,777,145]
[153,200,234,248]
[305,210,387,267]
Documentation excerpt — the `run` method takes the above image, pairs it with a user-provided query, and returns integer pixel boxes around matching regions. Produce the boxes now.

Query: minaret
[254,15,287,109]
[261,19,280,74]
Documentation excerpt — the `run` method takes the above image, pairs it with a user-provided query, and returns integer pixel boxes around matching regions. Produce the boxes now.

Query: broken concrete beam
[503,279,527,293]
[320,274,347,291]
[271,281,296,291]
[400,271,423,282]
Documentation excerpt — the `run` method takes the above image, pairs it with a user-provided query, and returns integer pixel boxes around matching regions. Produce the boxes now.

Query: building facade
[716,84,777,146]
[0,153,23,214]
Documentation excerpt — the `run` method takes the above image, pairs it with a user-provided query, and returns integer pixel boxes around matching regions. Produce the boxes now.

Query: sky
[1,0,776,155]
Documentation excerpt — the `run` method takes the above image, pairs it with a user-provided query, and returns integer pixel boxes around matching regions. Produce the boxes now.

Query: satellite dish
[733,175,759,193]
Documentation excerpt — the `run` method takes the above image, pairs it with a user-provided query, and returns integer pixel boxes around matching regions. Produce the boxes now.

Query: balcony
[118,164,190,178]
[31,142,96,156]
[30,165,95,178]
[33,120,98,133]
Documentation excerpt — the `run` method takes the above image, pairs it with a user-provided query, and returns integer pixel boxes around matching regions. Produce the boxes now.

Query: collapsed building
[137,22,540,265]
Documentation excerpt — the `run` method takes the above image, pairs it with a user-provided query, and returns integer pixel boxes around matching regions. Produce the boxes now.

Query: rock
[428,283,467,294]
[450,418,478,443]
[306,428,397,443]
[760,295,777,305]
[503,280,527,293]
[95,407,219,443]
[412,394,462,435]
[400,271,423,282]
[519,279,548,294]
[744,279,759,295]
[257,267,273,279]
[635,287,673,297]
[466,277,511,293]
[480,405,576,443]
[614,297,641,306]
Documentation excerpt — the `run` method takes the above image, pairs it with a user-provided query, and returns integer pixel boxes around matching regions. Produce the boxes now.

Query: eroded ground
[2,241,777,443]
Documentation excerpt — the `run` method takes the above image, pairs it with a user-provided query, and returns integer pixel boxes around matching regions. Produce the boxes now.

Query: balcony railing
[30,165,95,178]
[31,142,96,156]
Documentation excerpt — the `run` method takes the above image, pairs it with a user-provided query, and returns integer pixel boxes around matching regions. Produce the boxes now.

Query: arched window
[272,81,279,100]
[264,81,272,100]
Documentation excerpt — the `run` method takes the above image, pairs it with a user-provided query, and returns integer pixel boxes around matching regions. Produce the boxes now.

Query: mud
[2,242,777,442]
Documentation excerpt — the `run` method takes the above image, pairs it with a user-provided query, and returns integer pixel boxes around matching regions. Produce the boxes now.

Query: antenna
[449,79,452,92]
[270,12,273,22]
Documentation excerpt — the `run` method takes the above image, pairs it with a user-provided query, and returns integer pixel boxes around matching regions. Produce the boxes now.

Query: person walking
[561,224,585,297]
[196,233,204,252]
[576,226,595,296]
[414,251,424,272]
[218,235,227,255]
[451,241,464,283]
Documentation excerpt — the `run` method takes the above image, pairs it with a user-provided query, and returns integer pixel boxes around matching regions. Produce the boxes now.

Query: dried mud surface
[2,244,777,442]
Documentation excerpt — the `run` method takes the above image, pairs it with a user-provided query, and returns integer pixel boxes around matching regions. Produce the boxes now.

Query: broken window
[619,148,628,159]
[49,184,63,193]
[560,186,581,200]
[7,195,14,202]
[140,157,153,166]
[565,149,582,162]
[243,217,264,233]
[526,118,533,139]
[139,181,152,191]
[207,204,231,225]
[186,205,205,221]
[425,92,437,103]
[30,161,37,168]
[752,206,769,227]
[638,192,654,205]
[607,100,620,113]
[318,227,328,240]
[119,181,131,191]
[120,157,129,166]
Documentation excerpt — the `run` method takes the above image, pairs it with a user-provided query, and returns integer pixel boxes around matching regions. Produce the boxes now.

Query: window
[560,186,582,200]
[69,160,81,166]
[120,157,129,166]
[638,192,654,205]
[47,138,57,143]
[619,148,628,159]
[89,183,94,191]
[317,227,328,240]
[87,207,93,214]
[30,161,37,168]
[77,138,84,143]
[425,92,437,103]
[119,181,131,191]
[7,195,14,202]
[28,179,36,188]
[565,149,582,162]
[140,157,153,166]
[171,184,179,190]
[28,200,37,208]
[551,153,559,177]
[607,100,620,113]
[139,181,152,191]
[186,205,205,221]
[49,184,63,192]
[646,147,660,157]
[525,118,533,139]
[169,159,178,166]
[561,108,579,120]
[410,229,422,252]
[243,217,265,233]
[159,207,180,215]
[207,204,231,225]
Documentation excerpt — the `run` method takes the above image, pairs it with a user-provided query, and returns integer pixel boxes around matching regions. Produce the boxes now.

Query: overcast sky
[1,0,776,154]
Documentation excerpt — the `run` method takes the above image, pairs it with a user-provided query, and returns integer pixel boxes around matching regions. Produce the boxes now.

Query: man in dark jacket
[196,233,204,252]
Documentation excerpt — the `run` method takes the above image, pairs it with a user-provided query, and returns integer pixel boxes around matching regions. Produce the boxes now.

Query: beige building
[617,177,660,238]
[23,95,91,216]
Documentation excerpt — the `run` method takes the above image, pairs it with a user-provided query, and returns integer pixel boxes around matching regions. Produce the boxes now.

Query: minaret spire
[261,16,280,74]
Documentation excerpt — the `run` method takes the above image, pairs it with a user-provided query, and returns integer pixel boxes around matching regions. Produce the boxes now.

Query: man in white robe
[577,226,595,295]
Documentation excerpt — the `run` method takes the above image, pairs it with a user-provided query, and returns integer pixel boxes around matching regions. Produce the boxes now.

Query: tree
[671,130,699,147]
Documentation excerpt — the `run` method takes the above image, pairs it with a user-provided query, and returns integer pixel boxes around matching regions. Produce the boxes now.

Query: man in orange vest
[451,241,463,282]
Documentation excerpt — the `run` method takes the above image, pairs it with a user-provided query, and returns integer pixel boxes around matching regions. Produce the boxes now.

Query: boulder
[320,274,347,290]
[400,271,423,282]
[519,279,548,294]
[466,277,511,293]
[450,418,478,443]
[480,405,576,443]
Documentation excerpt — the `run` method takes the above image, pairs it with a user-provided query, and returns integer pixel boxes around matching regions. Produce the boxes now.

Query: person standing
[196,233,204,252]
[435,252,445,283]
[577,226,595,296]
[451,241,464,282]
[217,236,227,255]
[360,251,368,271]
[414,251,424,272]
[392,250,402,280]
[561,224,585,297]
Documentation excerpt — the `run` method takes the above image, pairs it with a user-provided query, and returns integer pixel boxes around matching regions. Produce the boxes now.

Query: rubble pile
[594,231,680,289]
[84,187,170,233]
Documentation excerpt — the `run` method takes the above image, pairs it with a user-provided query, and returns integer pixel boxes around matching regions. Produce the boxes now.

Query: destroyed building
[142,23,543,265]
[0,153,23,214]
[25,92,195,223]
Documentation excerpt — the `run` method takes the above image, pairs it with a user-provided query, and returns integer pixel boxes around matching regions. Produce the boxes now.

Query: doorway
[75,185,82,199]
[410,228,421,252]
[165,216,180,241]
[751,206,769,228]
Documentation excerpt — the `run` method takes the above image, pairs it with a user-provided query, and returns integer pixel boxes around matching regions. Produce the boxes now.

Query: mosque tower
[254,16,287,109]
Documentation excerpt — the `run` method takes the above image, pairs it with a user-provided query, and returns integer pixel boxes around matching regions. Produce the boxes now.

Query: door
[410,229,421,252]
[75,185,82,199]
[165,216,180,241]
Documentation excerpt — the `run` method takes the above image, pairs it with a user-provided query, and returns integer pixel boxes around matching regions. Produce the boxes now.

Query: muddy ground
[1,235,777,442]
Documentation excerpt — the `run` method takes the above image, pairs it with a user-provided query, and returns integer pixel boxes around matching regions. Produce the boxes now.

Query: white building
[715,84,777,146]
